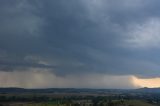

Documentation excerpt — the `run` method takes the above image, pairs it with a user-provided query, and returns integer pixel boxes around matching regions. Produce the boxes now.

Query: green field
[124,100,156,106]
[26,102,65,106]
[0,102,66,106]
[1,100,156,106]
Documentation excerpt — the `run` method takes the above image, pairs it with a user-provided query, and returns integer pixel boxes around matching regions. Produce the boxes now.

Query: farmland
[0,88,159,106]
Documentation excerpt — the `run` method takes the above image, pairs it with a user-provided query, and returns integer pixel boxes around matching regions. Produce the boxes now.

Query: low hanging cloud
[0,68,135,89]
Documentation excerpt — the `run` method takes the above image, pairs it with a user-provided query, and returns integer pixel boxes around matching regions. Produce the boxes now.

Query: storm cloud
[0,0,160,88]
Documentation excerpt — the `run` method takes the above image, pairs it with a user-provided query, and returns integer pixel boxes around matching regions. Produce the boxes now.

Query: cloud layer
[1,0,160,88]
[126,18,160,48]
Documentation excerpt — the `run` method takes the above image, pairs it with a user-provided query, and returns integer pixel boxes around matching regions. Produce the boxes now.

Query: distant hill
[136,87,160,93]
[0,87,160,94]
[0,88,129,94]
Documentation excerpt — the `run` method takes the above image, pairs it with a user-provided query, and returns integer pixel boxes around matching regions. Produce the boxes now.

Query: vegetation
[0,88,159,106]
[0,95,157,106]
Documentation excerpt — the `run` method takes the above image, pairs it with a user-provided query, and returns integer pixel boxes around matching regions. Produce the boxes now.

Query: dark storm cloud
[1,0,160,77]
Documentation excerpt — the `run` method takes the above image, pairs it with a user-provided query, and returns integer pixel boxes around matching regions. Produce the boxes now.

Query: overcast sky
[0,0,160,88]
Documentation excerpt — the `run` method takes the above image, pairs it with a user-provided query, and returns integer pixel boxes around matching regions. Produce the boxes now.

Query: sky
[0,0,160,89]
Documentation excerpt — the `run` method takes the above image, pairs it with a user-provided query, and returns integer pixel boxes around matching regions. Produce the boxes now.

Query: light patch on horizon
[133,76,160,88]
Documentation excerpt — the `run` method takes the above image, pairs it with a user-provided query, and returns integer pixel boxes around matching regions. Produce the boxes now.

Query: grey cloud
[0,0,160,79]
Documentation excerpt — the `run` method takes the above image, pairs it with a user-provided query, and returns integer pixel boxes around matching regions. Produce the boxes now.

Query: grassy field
[26,102,65,106]
[125,100,156,106]
[0,100,157,106]
[0,102,66,106]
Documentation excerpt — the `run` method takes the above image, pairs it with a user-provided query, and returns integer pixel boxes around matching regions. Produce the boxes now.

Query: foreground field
[125,100,156,106]
[0,100,156,106]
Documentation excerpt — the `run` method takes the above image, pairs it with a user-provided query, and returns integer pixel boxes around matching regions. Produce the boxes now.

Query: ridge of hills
[0,87,159,93]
